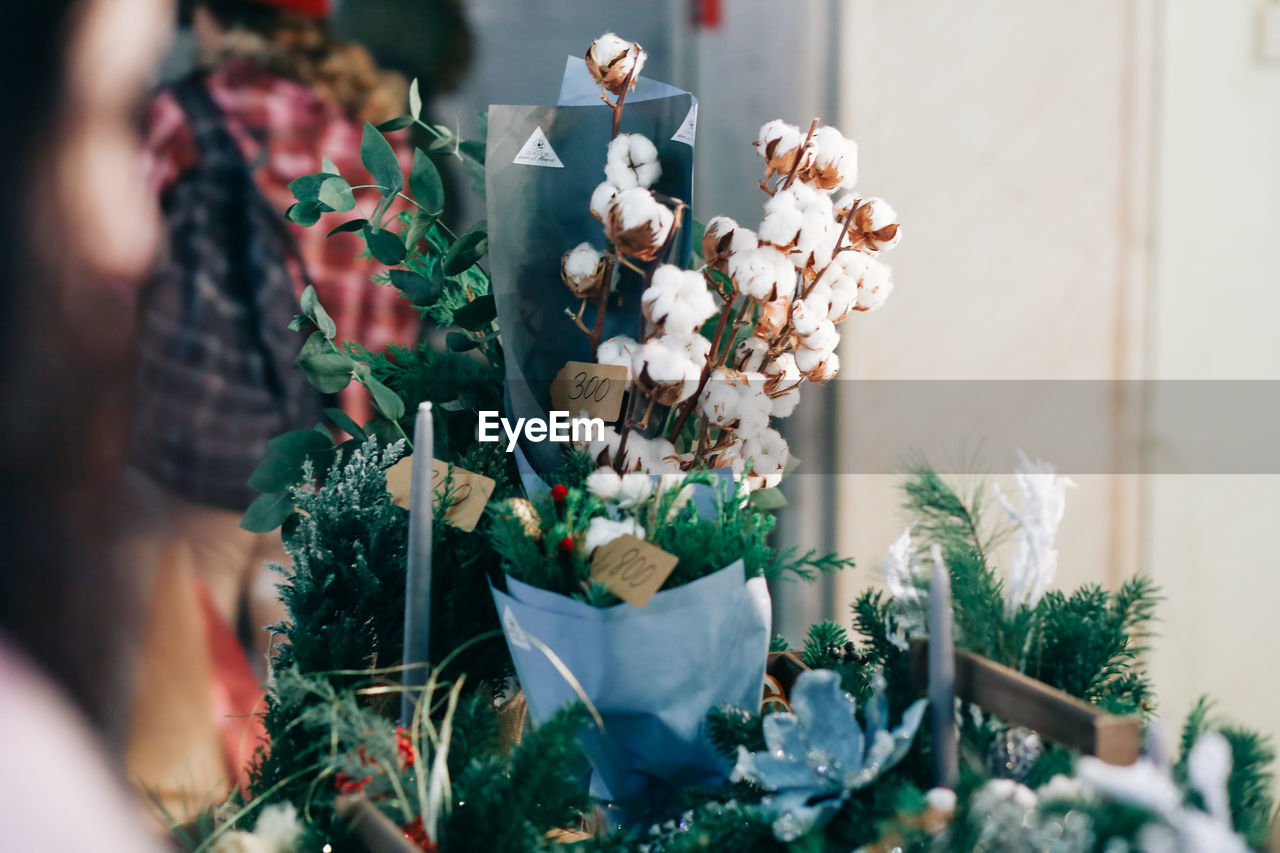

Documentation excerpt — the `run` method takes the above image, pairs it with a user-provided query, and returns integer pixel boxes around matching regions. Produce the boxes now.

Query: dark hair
[181,0,287,31]
[0,2,146,753]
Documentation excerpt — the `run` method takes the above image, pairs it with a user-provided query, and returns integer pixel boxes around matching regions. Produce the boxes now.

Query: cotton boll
[805,125,858,190]
[755,119,812,177]
[561,242,606,297]
[850,196,902,251]
[586,33,646,96]
[638,435,681,474]
[633,336,701,405]
[606,188,675,261]
[795,345,840,383]
[734,372,773,438]
[589,425,625,469]
[729,245,796,301]
[702,215,739,269]
[790,298,822,337]
[740,427,789,490]
[605,133,662,189]
[755,296,791,338]
[827,280,857,323]
[597,335,638,375]
[698,366,741,428]
[253,803,302,853]
[768,383,801,418]
[855,257,894,311]
[617,472,654,507]
[642,265,718,337]
[586,466,622,500]
[590,182,619,221]
[584,516,645,554]
[758,191,805,251]
[802,280,834,318]
[800,318,839,352]
[735,335,769,372]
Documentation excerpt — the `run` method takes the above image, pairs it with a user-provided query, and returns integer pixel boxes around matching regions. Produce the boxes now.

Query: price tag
[551,361,629,422]
[590,534,679,608]
[385,456,495,533]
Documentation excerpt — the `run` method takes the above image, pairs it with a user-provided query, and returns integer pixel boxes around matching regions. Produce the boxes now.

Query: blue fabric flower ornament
[731,669,928,841]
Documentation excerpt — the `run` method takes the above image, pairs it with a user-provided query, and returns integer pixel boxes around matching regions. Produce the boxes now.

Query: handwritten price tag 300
[551,361,629,422]
[589,534,679,608]
[384,456,495,532]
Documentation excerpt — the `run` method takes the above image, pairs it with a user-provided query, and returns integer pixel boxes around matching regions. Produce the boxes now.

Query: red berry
[557,536,575,555]
[551,484,569,503]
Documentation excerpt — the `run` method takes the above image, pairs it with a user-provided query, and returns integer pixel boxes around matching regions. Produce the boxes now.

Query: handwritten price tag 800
[551,361,629,422]
[589,534,679,608]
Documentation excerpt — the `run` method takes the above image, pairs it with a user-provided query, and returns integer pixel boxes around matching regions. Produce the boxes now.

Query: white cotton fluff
[756,119,802,154]
[728,245,796,301]
[696,368,771,436]
[608,187,675,247]
[800,318,840,352]
[633,336,701,403]
[584,516,645,555]
[790,298,823,337]
[802,280,834,318]
[585,466,623,500]
[210,831,272,853]
[698,367,741,428]
[253,803,302,853]
[674,333,712,369]
[758,191,805,249]
[627,433,681,474]
[589,33,646,80]
[855,256,894,311]
[587,467,654,507]
[763,352,802,417]
[590,182,619,220]
[741,427,788,489]
[795,345,840,382]
[856,197,898,232]
[605,133,662,189]
[641,265,718,337]
[734,372,773,438]
[564,242,603,278]
[827,281,857,323]
[768,382,800,418]
[597,335,638,375]
[810,125,858,189]
[735,335,769,372]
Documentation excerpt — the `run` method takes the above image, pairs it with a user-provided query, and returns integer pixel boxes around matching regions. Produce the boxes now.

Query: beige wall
[832,0,1280,749]
[1145,0,1280,748]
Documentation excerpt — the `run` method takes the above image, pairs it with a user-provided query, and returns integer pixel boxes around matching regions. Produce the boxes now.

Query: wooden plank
[335,795,423,853]
[909,638,1140,765]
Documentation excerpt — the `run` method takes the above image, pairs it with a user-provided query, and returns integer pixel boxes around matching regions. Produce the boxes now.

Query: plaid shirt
[144,61,418,425]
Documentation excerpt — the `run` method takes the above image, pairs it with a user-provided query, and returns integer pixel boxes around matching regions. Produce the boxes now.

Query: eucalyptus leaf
[268,428,333,459]
[240,490,294,533]
[403,213,432,250]
[363,375,405,422]
[326,218,368,237]
[388,269,442,306]
[363,224,406,265]
[318,176,355,212]
[248,452,304,492]
[450,294,496,330]
[288,173,329,202]
[300,285,337,339]
[409,78,422,120]
[320,156,339,176]
[409,149,444,217]
[360,122,404,195]
[377,115,414,133]
[325,407,367,440]
[286,201,323,227]
[443,223,488,275]
[295,332,354,393]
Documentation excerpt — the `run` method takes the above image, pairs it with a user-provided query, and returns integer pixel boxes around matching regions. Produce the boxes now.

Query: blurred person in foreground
[125,0,417,819]
[0,0,173,850]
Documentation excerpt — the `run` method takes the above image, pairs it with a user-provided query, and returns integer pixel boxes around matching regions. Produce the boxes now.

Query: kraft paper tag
[551,361,629,422]
[385,456,495,533]
[590,534,679,608]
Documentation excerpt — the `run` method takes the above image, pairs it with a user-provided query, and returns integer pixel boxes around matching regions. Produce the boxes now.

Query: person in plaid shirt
[128,0,419,817]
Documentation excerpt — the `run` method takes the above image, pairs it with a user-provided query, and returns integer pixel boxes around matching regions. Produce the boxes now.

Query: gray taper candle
[401,401,434,724]
[928,544,958,788]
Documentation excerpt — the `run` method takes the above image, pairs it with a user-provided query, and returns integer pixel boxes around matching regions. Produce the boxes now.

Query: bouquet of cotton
[488,470,846,814]
[555,44,904,493]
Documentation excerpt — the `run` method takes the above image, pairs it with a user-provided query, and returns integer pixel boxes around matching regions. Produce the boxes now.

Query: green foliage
[1176,697,1277,849]
[707,705,766,761]
[490,474,845,605]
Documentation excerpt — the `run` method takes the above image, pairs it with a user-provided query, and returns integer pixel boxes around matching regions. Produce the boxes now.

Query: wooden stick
[335,795,423,853]
[908,638,1140,766]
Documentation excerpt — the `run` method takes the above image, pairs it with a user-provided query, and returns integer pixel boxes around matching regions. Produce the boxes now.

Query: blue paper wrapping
[492,560,771,812]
